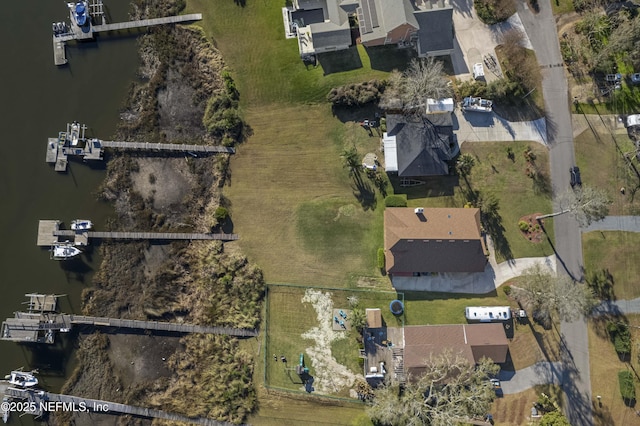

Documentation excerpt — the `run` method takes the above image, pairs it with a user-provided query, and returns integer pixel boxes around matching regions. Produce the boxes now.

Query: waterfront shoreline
[53,9,263,425]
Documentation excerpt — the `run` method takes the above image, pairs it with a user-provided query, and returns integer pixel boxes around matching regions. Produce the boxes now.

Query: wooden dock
[100,141,235,154]
[91,14,203,33]
[4,388,235,425]
[52,10,202,65]
[54,230,239,241]
[37,220,238,247]
[2,311,257,343]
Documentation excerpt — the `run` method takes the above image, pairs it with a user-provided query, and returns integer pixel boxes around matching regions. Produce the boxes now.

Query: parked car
[570,166,582,188]
[490,378,501,389]
[631,73,640,84]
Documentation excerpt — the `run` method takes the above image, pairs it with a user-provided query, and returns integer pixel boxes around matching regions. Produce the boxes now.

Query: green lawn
[575,129,640,216]
[186,0,412,106]
[403,290,513,325]
[583,231,640,300]
[395,141,556,263]
[551,0,575,15]
[264,285,401,394]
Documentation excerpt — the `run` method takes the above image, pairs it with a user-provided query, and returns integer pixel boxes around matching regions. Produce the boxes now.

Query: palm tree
[456,153,475,178]
[341,146,361,179]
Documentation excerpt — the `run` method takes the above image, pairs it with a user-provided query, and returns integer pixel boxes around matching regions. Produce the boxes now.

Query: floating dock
[36,220,238,247]
[51,0,202,65]
[24,293,62,313]
[46,122,234,172]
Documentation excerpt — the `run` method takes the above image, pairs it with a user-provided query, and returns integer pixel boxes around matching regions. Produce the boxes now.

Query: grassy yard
[583,231,640,300]
[225,104,386,287]
[492,385,564,425]
[551,0,575,15]
[264,285,401,395]
[396,141,556,263]
[575,129,640,216]
[589,314,640,426]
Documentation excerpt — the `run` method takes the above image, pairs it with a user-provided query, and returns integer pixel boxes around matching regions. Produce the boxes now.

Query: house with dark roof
[288,0,454,57]
[403,323,509,377]
[383,113,457,177]
[383,207,487,276]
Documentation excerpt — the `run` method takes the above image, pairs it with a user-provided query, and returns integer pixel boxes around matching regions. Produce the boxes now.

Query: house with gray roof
[383,113,456,177]
[287,0,454,57]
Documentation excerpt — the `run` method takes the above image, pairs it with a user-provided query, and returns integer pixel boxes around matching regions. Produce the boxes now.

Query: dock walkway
[91,14,203,32]
[100,141,235,153]
[4,388,234,425]
[2,311,258,344]
[53,230,238,241]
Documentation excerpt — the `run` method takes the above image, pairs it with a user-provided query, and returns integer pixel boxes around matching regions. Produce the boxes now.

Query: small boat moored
[71,219,93,231]
[5,370,39,388]
[51,242,82,260]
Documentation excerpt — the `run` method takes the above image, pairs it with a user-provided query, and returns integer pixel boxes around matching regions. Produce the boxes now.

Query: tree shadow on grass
[364,45,416,72]
[317,48,363,75]
[461,186,513,261]
[351,174,377,211]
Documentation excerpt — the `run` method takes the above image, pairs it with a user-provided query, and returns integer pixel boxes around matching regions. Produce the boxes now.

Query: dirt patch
[301,289,358,394]
[131,157,194,210]
[107,333,180,387]
[518,213,545,243]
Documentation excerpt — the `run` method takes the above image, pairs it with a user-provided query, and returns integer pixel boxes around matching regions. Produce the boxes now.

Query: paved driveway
[452,0,533,81]
[454,110,548,145]
[499,362,564,394]
[391,237,556,293]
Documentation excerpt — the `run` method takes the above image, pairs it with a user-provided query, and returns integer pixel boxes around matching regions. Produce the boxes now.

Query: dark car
[570,166,582,188]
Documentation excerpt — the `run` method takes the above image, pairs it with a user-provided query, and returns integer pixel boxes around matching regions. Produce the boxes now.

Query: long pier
[37,220,238,247]
[53,230,238,241]
[100,141,235,153]
[53,8,202,65]
[2,311,258,344]
[4,387,235,425]
[46,123,234,172]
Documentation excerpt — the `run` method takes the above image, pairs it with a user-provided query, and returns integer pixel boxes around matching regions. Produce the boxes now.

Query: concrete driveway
[391,236,556,293]
[451,0,533,81]
[499,362,564,394]
[454,109,548,145]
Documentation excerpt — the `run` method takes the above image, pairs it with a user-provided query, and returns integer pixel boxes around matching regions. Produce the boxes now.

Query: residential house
[383,113,457,177]
[288,0,454,57]
[383,207,487,276]
[403,323,509,378]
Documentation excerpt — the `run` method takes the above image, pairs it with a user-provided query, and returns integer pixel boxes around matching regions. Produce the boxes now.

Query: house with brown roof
[383,207,487,277]
[403,323,509,377]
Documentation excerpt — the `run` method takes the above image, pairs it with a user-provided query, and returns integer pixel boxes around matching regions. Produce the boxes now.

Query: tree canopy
[536,185,611,227]
[379,58,452,113]
[366,352,499,426]
[514,264,596,324]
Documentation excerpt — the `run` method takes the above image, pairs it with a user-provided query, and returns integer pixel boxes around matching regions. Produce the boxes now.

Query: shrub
[474,0,515,24]
[619,370,636,402]
[327,80,386,106]
[503,285,512,296]
[608,322,632,356]
[384,194,408,207]
[377,248,385,269]
[518,220,530,232]
[214,206,229,222]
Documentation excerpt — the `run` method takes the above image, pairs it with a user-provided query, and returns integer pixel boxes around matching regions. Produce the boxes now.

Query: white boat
[1,396,8,423]
[51,243,82,260]
[70,121,80,146]
[5,370,38,388]
[71,219,93,231]
[461,96,493,113]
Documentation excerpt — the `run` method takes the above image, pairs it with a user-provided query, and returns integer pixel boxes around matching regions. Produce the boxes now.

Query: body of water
[0,1,140,421]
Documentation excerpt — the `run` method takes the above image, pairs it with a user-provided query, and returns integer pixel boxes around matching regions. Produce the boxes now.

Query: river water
[0,1,140,420]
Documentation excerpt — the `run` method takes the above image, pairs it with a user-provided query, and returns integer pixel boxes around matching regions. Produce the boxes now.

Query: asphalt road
[517,1,594,425]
